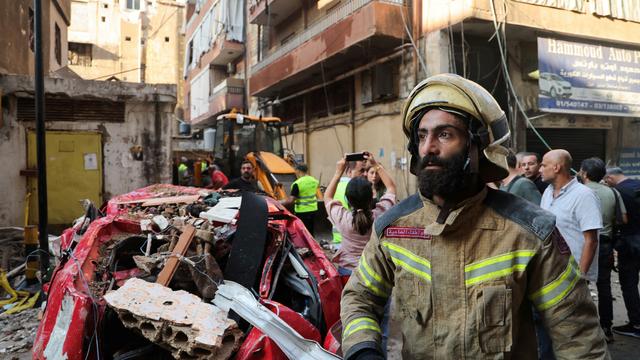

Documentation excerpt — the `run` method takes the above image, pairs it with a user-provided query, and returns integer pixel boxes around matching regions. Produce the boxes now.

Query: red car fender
[234,300,321,360]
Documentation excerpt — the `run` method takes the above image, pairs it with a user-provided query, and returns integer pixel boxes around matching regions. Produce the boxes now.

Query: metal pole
[34,0,50,278]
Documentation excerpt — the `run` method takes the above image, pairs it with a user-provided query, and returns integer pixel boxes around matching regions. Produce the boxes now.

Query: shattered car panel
[33,185,343,359]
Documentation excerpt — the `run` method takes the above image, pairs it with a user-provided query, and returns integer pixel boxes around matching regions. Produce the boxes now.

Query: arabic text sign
[620,147,640,177]
[537,37,640,117]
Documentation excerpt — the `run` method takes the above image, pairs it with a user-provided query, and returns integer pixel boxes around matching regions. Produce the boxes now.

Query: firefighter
[340,74,608,359]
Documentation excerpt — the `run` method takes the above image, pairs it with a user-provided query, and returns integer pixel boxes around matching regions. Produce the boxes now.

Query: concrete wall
[0,75,176,227]
[283,100,417,200]
[0,100,174,226]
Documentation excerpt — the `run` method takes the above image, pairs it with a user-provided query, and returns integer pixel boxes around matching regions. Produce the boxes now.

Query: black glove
[351,348,384,360]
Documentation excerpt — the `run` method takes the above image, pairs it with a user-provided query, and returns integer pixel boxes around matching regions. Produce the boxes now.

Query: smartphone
[345,152,367,161]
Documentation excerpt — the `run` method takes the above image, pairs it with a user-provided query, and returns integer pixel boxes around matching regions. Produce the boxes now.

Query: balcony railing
[252,0,404,73]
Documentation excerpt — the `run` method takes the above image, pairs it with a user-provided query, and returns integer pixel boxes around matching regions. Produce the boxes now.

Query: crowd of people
[500,148,640,346]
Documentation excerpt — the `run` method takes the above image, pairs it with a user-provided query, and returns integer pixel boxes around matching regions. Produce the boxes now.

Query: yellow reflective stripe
[530,257,581,311]
[383,242,431,269]
[382,242,431,282]
[465,250,536,272]
[360,256,392,290]
[357,257,391,297]
[465,264,529,286]
[464,250,535,286]
[344,317,381,338]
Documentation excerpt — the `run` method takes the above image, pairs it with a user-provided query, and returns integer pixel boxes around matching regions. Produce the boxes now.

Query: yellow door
[27,131,102,226]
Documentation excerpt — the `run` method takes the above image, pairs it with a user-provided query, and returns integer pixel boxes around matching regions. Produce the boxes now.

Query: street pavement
[597,271,640,359]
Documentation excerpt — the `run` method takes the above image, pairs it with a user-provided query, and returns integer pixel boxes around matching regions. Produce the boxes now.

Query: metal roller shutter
[526,128,606,171]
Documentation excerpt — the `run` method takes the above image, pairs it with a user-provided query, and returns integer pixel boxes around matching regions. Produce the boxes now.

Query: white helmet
[402,73,511,183]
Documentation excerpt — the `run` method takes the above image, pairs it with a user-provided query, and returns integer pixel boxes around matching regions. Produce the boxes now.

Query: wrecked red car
[32,185,343,359]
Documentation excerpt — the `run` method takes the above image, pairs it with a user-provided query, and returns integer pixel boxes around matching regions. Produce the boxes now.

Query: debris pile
[95,189,247,358]
[33,184,343,359]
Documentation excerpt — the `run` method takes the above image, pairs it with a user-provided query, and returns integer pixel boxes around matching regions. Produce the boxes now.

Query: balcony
[248,0,303,26]
[190,78,245,126]
[249,0,405,97]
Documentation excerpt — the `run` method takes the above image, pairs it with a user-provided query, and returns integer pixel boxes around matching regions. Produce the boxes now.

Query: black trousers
[296,211,316,236]
[596,235,614,328]
[618,237,640,325]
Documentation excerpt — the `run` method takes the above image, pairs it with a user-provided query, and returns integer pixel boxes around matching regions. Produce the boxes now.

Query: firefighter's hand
[351,348,384,360]
[336,157,347,174]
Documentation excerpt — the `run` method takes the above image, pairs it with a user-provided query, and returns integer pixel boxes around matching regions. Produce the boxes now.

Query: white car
[539,72,573,98]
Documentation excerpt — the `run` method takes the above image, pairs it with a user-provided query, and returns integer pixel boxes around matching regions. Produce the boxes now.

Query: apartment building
[183,0,245,126]
[248,0,640,190]
[67,0,186,106]
[247,0,419,197]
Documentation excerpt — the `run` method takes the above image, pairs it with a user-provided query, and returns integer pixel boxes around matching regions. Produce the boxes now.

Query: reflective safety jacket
[292,175,319,213]
[341,187,609,359]
[332,177,350,243]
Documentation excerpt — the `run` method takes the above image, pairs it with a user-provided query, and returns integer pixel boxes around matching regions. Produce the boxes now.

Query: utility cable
[320,61,345,154]
[488,0,553,152]
[399,5,427,76]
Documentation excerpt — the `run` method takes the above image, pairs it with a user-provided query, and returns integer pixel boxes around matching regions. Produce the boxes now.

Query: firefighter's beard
[417,150,470,200]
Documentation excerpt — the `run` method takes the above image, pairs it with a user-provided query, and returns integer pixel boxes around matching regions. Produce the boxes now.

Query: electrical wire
[70,253,101,360]
[488,0,554,153]
[399,4,427,76]
[461,20,467,78]
[319,61,345,154]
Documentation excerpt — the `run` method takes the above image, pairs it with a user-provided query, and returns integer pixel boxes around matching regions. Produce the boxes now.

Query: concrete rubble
[104,278,243,359]
[0,308,40,359]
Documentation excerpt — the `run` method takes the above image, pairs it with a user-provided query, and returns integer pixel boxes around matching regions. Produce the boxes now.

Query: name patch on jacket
[384,226,432,240]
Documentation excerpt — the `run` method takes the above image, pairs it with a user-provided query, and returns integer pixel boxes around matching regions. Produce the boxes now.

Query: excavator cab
[212,112,297,200]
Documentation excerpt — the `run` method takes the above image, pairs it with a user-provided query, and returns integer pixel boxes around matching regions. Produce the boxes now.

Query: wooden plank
[156,225,196,286]
[115,194,200,206]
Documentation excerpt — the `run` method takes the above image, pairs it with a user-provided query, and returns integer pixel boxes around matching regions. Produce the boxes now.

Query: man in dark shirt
[605,167,640,338]
[519,151,548,194]
[223,160,258,192]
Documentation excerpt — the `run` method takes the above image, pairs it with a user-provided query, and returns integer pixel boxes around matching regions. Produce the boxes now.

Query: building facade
[247,0,420,198]
[67,0,186,109]
[245,0,640,196]
[182,0,245,127]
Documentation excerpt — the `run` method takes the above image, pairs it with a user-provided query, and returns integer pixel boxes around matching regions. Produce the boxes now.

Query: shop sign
[620,147,640,177]
[529,115,612,129]
[537,37,640,117]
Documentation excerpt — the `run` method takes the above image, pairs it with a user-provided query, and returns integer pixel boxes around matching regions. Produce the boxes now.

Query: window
[125,36,131,41]
[55,23,61,65]
[68,42,92,66]
[103,3,108,8]
[101,16,106,22]
[28,7,34,52]
[361,61,399,105]
[165,36,170,42]
[126,0,141,10]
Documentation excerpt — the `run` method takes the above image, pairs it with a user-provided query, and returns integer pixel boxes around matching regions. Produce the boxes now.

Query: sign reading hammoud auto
[537,37,640,117]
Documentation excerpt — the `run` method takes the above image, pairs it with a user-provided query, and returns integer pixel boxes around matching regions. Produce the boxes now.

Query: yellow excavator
[211,112,297,200]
